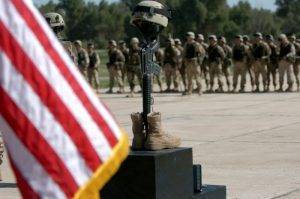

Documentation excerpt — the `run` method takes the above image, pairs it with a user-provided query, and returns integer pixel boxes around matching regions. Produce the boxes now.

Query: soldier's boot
[277,83,284,92]
[264,85,269,92]
[239,85,245,93]
[285,84,293,92]
[117,86,125,94]
[145,112,181,151]
[106,89,113,94]
[131,113,146,150]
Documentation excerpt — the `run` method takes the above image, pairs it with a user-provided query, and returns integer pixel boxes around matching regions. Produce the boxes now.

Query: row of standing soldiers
[85,32,300,96]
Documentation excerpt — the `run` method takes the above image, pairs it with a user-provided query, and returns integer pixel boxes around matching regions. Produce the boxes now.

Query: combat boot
[285,84,293,92]
[145,112,181,151]
[131,113,145,150]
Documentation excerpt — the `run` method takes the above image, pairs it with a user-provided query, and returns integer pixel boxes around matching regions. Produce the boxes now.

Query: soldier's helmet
[109,40,117,47]
[243,35,250,42]
[235,35,243,41]
[278,34,288,42]
[166,38,175,46]
[131,37,140,45]
[253,32,263,39]
[265,35,274,41]
[218,36,226,43]
[197,34,204,41]
[208,35,217,41]
[132,1,171,40]
[74,40,82,47]
[44,13,65,32]
[174,38,182,45]
[118,40,126,45]
[186,32,195,39]
[289,34,296,41]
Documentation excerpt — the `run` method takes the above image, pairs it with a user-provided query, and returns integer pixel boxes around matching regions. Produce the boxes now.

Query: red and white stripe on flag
[0,0,129,198]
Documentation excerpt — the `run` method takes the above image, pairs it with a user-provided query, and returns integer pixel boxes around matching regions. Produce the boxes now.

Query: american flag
[0,0,129,198]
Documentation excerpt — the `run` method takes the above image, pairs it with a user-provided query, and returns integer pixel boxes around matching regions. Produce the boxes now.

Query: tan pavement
[0,91,299,199]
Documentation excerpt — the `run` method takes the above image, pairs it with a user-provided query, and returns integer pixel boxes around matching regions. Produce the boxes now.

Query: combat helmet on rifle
[132,0,171,42]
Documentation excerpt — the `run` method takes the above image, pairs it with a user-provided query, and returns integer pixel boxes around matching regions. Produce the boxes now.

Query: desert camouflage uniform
[292,41,300,91]
[219,42,233,90]
[243,38,256,90]
[278,42,296,91]
[251,41,271,92]
[77,48,89,76]
[175,41,186,91]
[107,47,125,93]
[207,43,226,92]
[119,43,129,82]
[183,41,205,95]
[266,41,279,90]
[87,50,100,90]
[232,42,248,92]
[164,43,180,92]
[127,46,142,93]
[154,49,164,92]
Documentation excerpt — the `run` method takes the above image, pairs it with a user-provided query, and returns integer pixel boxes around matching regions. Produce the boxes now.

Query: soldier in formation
[265,35,278,91]
[118,40,129,83]
[218,36,233,91]
[163,38,180,92]
[74,40,90,76]
[250,32,271,92]
[87,43,100,92]
[106,40,125,94]
[289,35,300,91]
[107,32,300,95]
[127,37,142,97]
[232,35,249,93]
[277,34,296,92]
[207,35,226,92]
[183,32,205,95]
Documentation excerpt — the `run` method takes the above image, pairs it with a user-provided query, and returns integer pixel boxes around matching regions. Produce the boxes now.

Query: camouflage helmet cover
[109,40,117,47]
[44,12,65,29]
[174,38,182,45]
[132,1,171,28]
[131,37,140,44]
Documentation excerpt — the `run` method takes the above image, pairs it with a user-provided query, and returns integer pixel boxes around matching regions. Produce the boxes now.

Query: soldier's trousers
[233,61,247,90]
[278,60,294,88]
[179,62,186,90]
[127,65,142,91]
[209,62,223,89]
[185,59,201,94]
[120,64,126,82]
[87,67,100,90]
[164,63,179,90]
[267,61,278,88]
[201,62,210,89]
[222,65,231,88]
[154,74,163,91]
[79,66,87,78]
[108,66,124,90]
[252,60,268,89]
[293,62,300,89]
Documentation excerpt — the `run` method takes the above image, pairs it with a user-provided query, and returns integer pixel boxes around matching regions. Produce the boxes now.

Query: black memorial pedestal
[101,148,226,199]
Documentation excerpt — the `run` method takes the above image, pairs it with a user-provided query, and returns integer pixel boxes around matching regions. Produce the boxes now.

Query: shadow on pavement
[0,182,17,188]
